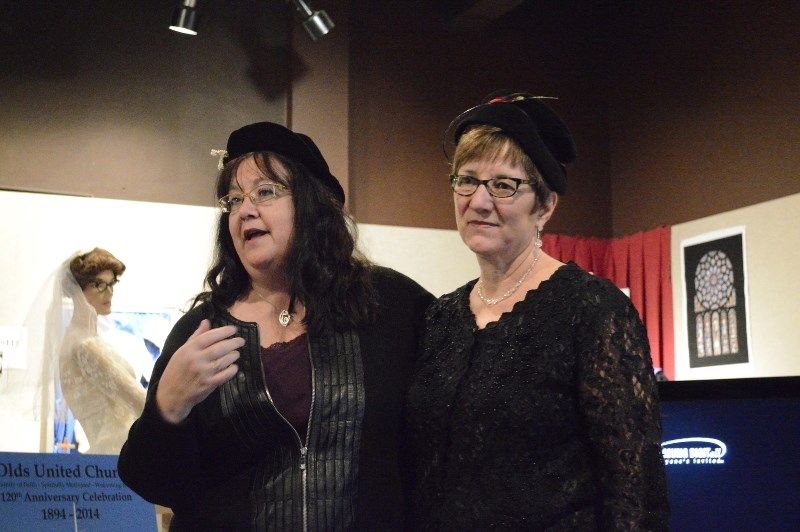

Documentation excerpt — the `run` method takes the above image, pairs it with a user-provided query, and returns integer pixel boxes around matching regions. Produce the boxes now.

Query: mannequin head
[69,248,125,315]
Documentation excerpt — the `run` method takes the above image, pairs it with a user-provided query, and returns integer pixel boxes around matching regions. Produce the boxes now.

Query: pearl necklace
[476,249,541,306]
[252,288,293,327]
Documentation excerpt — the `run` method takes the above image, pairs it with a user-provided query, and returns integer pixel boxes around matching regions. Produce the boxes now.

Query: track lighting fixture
[168,0,333,41]
[288,0,335,42]
[169,0,199,35]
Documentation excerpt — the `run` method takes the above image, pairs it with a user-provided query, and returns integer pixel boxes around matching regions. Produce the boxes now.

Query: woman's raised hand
[155,319,245,424]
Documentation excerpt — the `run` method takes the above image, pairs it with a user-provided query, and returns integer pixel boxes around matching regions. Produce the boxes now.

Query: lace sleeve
[576,290,670,531]
[72,336,146,413]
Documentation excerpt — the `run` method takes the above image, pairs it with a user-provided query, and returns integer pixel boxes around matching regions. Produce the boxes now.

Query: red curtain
[542,226,674,379]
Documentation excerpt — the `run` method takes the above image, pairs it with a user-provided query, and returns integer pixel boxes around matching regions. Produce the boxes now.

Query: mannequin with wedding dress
[56,248,147,454]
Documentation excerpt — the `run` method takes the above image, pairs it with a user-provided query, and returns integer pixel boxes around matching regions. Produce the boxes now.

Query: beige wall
[347,1,612,236]
[344,1,800,237]
[671,193,800,380]
[289,3,351,201]
[607,1,800,236]
[3,2,798,238]
[0,0,288,208]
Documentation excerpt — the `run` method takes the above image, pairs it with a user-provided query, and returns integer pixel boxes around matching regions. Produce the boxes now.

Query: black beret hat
[223,122,345,204]
[450,90,577,195]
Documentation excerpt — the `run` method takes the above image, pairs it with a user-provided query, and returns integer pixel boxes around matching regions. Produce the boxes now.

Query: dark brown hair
[69,248,126,289]
[198,152,376,336]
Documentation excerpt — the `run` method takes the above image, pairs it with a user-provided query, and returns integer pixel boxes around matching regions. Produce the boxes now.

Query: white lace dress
[1,254,147,454]
[59,330,146,454]
[54,263,147,455]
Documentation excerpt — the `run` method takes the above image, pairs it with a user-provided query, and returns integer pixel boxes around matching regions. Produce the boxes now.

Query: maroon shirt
[260,334,311,443]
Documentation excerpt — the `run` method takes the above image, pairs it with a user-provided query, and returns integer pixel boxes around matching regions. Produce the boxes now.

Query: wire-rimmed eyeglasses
[90,279,119,293]
[450,175,533,198]
[218,183,291,213]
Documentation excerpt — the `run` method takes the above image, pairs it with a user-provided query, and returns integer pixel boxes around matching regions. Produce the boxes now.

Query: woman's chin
[463,238,501,257]
[243,256,283,277]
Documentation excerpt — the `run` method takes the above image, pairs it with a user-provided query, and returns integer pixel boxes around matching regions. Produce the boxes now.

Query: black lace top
[406,263,669,531]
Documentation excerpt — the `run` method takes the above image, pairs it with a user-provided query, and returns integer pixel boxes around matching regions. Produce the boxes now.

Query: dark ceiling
[347,0,529,30]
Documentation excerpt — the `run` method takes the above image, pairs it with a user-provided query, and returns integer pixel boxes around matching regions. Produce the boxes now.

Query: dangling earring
[535,227,543,249]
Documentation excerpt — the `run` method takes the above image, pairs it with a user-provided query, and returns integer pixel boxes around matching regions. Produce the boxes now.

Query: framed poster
[680,227,750,368]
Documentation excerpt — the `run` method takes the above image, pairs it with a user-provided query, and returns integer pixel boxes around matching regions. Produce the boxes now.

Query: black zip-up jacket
[118,267,433,531]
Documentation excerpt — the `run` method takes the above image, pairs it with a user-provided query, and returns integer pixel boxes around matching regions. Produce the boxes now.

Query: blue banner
[0,452,156,531]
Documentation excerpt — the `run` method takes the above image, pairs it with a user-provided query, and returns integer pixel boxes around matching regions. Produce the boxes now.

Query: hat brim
[224,122,345,204]
[450,94,575,195]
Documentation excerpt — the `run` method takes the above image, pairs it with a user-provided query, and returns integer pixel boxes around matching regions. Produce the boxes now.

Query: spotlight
[169,0,199,35]
[289,0,335,42]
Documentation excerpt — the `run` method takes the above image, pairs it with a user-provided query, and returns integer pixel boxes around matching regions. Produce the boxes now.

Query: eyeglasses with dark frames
[450,174,533,198]
[90,279,119,293]
[218,182,291,213]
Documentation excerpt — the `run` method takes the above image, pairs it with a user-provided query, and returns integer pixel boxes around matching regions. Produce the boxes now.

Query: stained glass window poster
[680,226,751,368]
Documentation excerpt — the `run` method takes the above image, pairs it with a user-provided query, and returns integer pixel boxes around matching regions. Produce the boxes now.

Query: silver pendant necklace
[476,248,541,306]
[252,288,292,327]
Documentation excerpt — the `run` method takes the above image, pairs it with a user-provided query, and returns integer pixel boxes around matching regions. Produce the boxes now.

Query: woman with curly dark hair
[118,122,433,531]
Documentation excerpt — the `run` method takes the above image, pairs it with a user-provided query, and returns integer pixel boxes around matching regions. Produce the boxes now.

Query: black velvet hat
[223,122,345,204]
[449,90,577,195]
